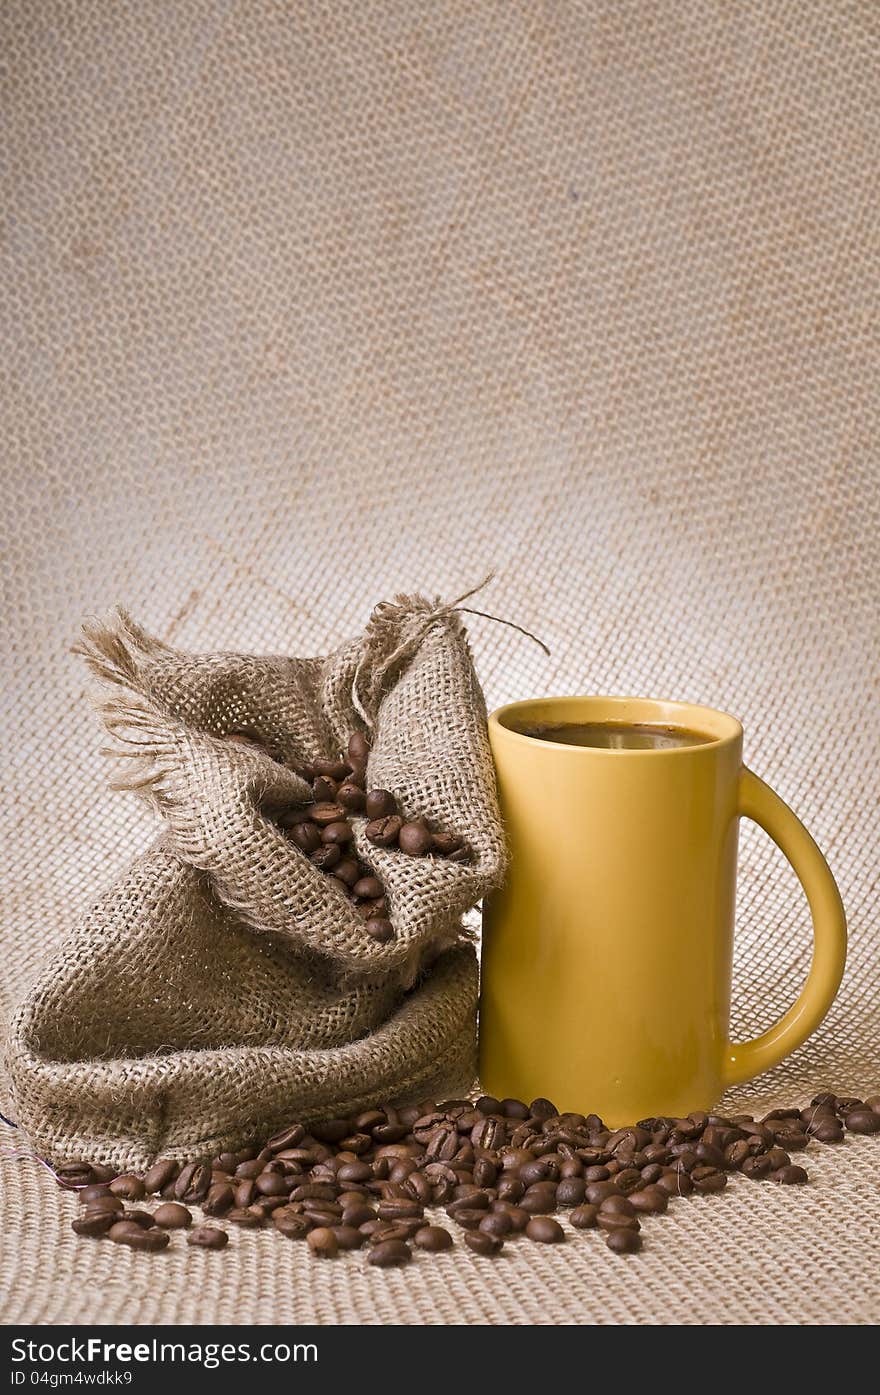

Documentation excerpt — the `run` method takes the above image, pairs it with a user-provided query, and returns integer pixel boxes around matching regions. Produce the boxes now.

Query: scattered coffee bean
[107,1220,144,1244]
[55,1162,94,1190]
[109,1174,146,1202]
[479,1212,512,1238]
[122,1227,171,1252]
[72,1211,118,1237]
[776,1131,809,1152]
[464,1230,503,1256]
[121,1210,156,1228]
[226,1208,263,1228]
[187,1226,229,1249]
[174,1162,210,1204]
[494,1203,529,1232]
[203,1183,235,1216]
[584,1181,618,1205]
[628,1186,668,1215]
[377,1199,423,1221]
[342,1204,376,1227]
[78,1183,112,1206]
[740,1155,772,1181]
[143,1160,178,1193]
[369,1220,419,1245]
[273,1212,312,1239]
[475,1096,502,1114]
[809,1118,844,1143]
[583,1166,610,1183]
[556,1177,586,1207]
[304,1207,342,1229]
[78,1192,123,1215]
[834,1097,863,1115]
[521,1182,559,1213]
[447,1188,491,1213]
[61,1087,880,1268]
[845,1110,880,1134]
[234,1159,263,1180]
[606,1227,641,1254]
[597,1210,640,1234]
[570,1204,599,1229]
[108,1220,170,1251]
[233,1179,257,1208]
[291,1179,339,1199]
[332,1225,365,1251]
[769,1165,809,1184]
[471,1117,505,1150]
[724,1140,752,1168]
[519,1157,557,1187]
[597,1194,634,1216]
[368,1240,411,1267]
[501,1098,532,1120]
[449,1208,487,1231]
[153,1202,192,1229]
[691,1167,727,1194]
[525,1217,565,1244]
[414,1225,454,1251]
[765,1146,792,1171]
[307,1227,338,1258]
[255,1172,288,1197]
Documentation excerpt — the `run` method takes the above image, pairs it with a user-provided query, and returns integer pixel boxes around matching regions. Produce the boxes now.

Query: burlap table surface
[1,0,877,1326]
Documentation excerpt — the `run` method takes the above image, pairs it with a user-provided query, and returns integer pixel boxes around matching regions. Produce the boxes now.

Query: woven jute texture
[1,0,878,1325]
[7,600,502,1169]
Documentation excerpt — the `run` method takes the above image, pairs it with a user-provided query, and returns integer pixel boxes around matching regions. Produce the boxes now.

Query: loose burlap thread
[2,0,878,1325]
[6,596,505,1170]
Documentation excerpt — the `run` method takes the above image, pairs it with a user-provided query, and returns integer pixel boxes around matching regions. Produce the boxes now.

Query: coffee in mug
[517,720,709,750]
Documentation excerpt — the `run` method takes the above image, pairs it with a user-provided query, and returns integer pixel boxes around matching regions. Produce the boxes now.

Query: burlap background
[1,0,877,1325]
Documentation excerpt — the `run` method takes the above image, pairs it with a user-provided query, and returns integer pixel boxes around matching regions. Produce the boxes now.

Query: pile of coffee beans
[228,727,468,943]
[59,1089,880,1263]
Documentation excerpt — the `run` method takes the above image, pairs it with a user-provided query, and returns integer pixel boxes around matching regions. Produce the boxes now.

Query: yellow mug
[479,695,847,1123]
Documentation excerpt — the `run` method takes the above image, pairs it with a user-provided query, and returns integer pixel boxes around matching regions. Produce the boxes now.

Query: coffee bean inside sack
[249,727,470,943]
[58,1090,879,1264]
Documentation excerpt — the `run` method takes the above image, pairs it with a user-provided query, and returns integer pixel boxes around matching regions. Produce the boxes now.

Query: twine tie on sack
[350,574,550,728]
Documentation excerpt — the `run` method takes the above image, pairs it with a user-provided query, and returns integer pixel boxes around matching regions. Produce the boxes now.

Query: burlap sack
[7,594,506,1171]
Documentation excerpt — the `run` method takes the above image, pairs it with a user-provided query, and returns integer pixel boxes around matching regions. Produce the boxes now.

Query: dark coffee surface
[518,720,711,750]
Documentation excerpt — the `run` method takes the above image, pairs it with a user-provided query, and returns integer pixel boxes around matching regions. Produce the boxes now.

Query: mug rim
[489,694,743,755]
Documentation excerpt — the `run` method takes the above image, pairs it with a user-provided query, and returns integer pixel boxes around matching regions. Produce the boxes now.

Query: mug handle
[723,767,847,1088]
